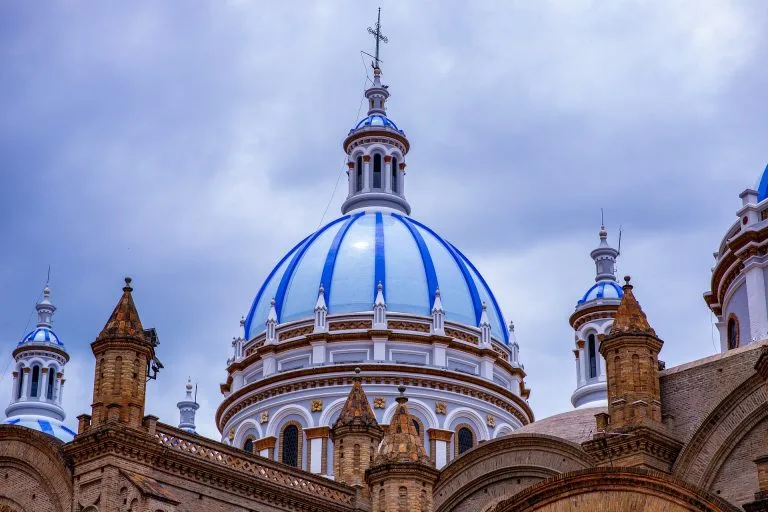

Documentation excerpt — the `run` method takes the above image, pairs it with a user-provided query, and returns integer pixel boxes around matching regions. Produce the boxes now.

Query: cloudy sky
[1,1,767,439]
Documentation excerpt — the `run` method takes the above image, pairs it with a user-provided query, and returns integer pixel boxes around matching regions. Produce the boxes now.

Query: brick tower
[331,368,384,490]
[583,276,682,471]
[366,386,439,512]
[87,277,156,429]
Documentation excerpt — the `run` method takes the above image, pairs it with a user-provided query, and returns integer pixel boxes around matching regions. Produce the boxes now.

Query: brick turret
[87,278,157,430]
[331,368,384,490]
[583,276,682,472]
[366,386,438,512]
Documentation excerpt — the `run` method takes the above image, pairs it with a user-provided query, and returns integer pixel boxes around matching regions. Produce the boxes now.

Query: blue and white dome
[755,163,768,202]
[19,326,64,347]
[2,415,75,442]
[244,210,509,343]
[578,280,624,305]
[350,114,403,134]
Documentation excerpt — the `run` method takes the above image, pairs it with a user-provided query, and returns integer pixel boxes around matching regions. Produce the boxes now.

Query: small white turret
[265,298,278,344]
[479,302,492,347]
[373,282,387,329]
[431,288,445,335]
[508,320,520,365]
[177,378,199,433]
[314,284,328,333]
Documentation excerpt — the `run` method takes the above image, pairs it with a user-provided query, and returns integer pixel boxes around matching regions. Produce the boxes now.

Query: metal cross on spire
[367,7,388,68]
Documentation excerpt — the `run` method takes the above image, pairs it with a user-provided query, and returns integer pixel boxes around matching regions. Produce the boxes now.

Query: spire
[591,223,620,282]
[431,288,445,335]
[479,302,491,346]
[333,368,381,430]
[265,298,277,343]
[314,284,328,333]
[508,320,520,364]
[95,277,146,344]
[373,282,387,329]
[35,284,56,328]
[610,276,656,337]
[177,378,199,433]
[374,386,431,466]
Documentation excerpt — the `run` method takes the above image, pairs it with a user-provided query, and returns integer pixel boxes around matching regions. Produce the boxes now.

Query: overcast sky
[1,1,767,439]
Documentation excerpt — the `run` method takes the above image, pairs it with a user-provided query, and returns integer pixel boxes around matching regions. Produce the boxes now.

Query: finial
[396,385,408,404]
[509,320,515,333]
[377,281,383,292]
[186,377,193,391]
[623,275,633,290]
[367,7,388,69]
[123,276,133,292]
[624,275,631,284]
[239,316,245,327]
[354,367,362,381]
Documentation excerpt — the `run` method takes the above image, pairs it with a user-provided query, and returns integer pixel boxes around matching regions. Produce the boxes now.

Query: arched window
[728,316,739,350]
[391,157,399,193]
[46,368,55,400]
[373,154,382,189]
[588,334,597,379]
[378,488,385,511]
[243,438,254,453]
[412,419,420,436]
[356,156,363,192]
[398,486,408,512]
[30,366,40,397]
[457,426,474,455]
[281,424,300,468]
[16,369,24,399]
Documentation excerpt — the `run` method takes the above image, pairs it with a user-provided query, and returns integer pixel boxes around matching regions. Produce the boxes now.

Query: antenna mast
[367,7,388,68]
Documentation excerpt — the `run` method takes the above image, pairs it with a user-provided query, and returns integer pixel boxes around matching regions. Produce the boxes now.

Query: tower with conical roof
[177,378,199,433]
[86,277,158,430]
[3,283,76,441]
[569,224,624,408]
[330,368,384,490]
[366,386,439,512]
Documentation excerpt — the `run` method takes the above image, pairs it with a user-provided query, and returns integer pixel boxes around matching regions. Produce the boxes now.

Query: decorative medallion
[228,427,235,441]
[260,411,269,424]
[373,397,386,409]
[435,402,447,415]
[311,399,323,412]
[486,414,495,427]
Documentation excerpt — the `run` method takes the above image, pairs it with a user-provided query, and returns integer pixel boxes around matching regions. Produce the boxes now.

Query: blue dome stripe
[274,215,350,322]
[759,163,768,202]
[37,419,53,435]
[7,418,19,425]
[374,212,386,302]
[404,217,483,325]
[449,242,510,344]
[320,212,363,307]
[60,424,77,436]
[393,214,439,308]
[244,233,313,337]
[596,282,605,299]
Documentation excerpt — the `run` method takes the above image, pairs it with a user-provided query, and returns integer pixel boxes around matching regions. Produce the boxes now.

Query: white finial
[35,283,56,328]
[265,298,278,343]
[479,302,491,347]
[431,288,445,335]
[373,281,387,329]
[177,378,199,433]
[314,284,328,333]
[508,320,520,364]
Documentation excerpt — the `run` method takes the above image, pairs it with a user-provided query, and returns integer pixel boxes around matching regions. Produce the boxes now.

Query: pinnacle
[373,387,431,466]
[333,369,380,430]
[95,277,146,343]
[610,276,657,337]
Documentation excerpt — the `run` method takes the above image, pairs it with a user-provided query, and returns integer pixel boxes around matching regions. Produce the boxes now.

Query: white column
[311,340,327,365]
[363,158,371,191]
[481,355,494,380]
[574,352,581,387]
[309,437,323,473]
[745,259,768,342]
[435,440,448,469]
[577,346,586,386]
[347,162,355,196]
[432,343,447,367]
[20,369,30,400]
[58,379,65,405]
[10,372,18,403]
[384,159,392,192]
[598,351,607,382]
[373,336,387,362]
[40,369,49,401]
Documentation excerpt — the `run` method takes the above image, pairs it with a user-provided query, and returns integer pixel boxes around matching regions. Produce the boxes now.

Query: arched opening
[398,486,408,512]
[457,426,474,455]
[373,154,382,189]
[588,334,597,379]
[46,367,55,400]
[727,316,739,350]
[16,369,25,399]
[243,438,254,453]
[30,365,40,397]
[356,156,363,192]
[281,424,301,468]
[392,157,399,193]
[412,418,420,436]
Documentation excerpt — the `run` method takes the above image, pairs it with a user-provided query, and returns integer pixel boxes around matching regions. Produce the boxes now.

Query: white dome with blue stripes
[350,114,403,134]
[578,280,624,305]
[3,415,76,442]
[244,210,509,343]
[19,326,64,347]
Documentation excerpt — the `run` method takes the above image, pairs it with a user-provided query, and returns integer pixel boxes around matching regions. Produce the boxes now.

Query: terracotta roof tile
[96,278,145,343]
[374,387,431,466]
[333,370,380,429]
[610,277,656,337]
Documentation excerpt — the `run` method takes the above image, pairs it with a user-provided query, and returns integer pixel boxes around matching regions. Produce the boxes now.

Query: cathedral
[4,15,768,512]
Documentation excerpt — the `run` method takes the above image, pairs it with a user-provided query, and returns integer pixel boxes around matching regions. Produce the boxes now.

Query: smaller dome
[19,327,64,347]
[350,114,403,134]
[578,280,624,305]
[3,415,76,442]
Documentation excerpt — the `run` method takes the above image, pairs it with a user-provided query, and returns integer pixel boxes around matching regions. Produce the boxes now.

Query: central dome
[244,210,509,343]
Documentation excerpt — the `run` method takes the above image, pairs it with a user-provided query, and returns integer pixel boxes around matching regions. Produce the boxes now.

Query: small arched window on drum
[243,438,254,453]
[727,316,739,350]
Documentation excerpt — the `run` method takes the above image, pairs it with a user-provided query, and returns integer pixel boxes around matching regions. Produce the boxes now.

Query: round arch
[444,407,489,440]
[318,397,349,426]
[233,418,263,447]
[266,404,313,437]
[382,398,438,430]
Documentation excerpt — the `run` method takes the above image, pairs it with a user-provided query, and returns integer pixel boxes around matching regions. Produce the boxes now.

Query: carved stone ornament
[260,411,269,424]
[228,427,235,441]
[435,401,447,415]
[486,414,495,427]
[311,399,323,412]
[373,397,386,409]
